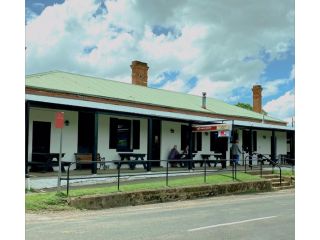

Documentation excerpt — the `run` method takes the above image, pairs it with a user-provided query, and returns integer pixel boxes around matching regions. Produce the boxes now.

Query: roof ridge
[25,70,286,124]
[26,70,207,99]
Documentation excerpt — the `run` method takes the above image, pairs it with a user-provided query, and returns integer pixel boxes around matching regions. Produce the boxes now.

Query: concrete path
[27,169,210,190]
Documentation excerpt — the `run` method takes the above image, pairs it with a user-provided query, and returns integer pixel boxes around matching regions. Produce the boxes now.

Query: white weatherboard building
[25,61,294,174]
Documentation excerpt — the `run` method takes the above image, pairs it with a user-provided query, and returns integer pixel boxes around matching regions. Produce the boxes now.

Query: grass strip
[26,172,261,211]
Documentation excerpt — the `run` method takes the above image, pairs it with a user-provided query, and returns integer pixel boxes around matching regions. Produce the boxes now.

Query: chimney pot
[202,92,207,109]
[131,60,149,87]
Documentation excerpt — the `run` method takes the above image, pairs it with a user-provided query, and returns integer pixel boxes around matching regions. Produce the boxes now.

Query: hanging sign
[218,130,230,137]
[55,112,64,128]
[192,124,231,132]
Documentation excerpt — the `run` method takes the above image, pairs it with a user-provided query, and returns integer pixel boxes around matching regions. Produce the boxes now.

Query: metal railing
[60,156,295,196]
[243,153,296,186]
[61,159,239,196]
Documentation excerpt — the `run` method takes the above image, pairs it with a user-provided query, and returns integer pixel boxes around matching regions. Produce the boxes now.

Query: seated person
[168,145,180,167]
[182,145,195,169]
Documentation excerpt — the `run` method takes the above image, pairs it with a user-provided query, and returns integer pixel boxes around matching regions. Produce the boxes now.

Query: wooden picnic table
[116,153,149,170]
[29,153,67,172]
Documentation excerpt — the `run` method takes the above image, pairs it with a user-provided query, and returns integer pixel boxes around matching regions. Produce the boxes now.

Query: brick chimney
[252,85,263,113]
[131,60,149,87]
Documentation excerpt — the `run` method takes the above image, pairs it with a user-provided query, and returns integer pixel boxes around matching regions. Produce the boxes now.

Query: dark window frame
[109,118,140,152]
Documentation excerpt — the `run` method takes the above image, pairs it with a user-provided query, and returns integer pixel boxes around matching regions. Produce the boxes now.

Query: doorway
[151,119,161,167]
[32,121,51,153]
[77,112,94,153]
[210,131,228,154]
[271,135,277,159]
[242,129,257,153]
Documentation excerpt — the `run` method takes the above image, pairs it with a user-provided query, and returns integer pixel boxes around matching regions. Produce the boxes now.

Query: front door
[32,121,51,153]
[77,112,94,153]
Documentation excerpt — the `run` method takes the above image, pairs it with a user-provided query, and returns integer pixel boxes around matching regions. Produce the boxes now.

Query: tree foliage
[235,102,267,115]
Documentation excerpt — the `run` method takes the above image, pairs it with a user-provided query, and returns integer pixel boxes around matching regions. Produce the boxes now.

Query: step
[261,174,280,179]
[272,185,295,191]
[247,170,273,175]
[269,178,285,182]
[271,181,291,187]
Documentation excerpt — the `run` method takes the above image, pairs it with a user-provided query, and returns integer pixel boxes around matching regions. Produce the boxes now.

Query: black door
[77,112,94,153]
[271,135,277,160]
[32,121,51,153]
[151,119,161,167]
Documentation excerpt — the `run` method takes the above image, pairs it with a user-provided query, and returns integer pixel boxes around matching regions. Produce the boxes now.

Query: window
[109,118,140,151]
[181,125,202,152]
[117,119,131,150]
[242,130,257,153]
[192,132,202,152]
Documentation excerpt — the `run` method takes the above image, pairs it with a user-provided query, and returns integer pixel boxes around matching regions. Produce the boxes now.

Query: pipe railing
[59,156,294,196]
[61,159,239,196]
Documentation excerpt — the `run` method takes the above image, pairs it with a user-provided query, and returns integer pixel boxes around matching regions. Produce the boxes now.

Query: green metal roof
[25,71,286,124]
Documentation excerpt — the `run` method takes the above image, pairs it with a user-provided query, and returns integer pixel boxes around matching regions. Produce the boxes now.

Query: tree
[235,102,267,115]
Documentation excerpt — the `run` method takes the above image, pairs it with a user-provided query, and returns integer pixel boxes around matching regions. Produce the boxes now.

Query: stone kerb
[68,180,272,210]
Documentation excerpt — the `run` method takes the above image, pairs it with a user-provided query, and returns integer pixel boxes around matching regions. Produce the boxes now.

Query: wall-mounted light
[64,120,70,126]
[205,132,209,136]
[263,135,266,139]
[170,129,175,133]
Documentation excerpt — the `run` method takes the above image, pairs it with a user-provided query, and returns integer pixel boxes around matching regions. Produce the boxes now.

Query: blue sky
[25,0,295,124]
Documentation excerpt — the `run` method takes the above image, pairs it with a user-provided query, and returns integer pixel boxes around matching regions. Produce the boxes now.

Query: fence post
[260,160,263,178]
[166,159,169,187]
[244,156,247,173]
[231,160,233,180]
[117,163,120,191]
[204,158,207,183]
[67,165,70,196]
[235,160,237,180]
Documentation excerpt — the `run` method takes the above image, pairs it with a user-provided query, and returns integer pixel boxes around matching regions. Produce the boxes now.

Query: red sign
[218,130,230,137]
[55,112,64,128]
[192,125,218,132]
[192,124,231,132]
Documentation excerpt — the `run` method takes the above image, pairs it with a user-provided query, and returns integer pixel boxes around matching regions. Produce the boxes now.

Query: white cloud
[263,90,295,122]
[263,78,290,97]
[188,78,234,100]
[26,0,294,104]
[161,78,190,93]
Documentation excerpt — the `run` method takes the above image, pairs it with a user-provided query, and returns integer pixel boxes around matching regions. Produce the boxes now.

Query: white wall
[28,108,78,164]
[28,109,288,170]
[160,121,182,167]
[276,131,287,155]
[257,130,272,155]
[160,121,231,167]
[238,129,287,161]
[28,110,149,170]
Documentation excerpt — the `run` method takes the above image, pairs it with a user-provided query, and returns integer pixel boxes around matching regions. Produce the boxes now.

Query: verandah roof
[26,71,286,124]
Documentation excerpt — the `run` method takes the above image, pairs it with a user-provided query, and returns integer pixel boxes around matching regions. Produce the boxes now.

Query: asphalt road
[26,189,294,240]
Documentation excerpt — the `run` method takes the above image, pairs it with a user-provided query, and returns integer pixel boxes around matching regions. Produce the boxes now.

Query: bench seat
[74,153,106,170]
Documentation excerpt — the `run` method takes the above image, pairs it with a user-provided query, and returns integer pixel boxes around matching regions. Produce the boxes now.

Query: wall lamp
[170,129,175,133]
[64,120,70,126]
